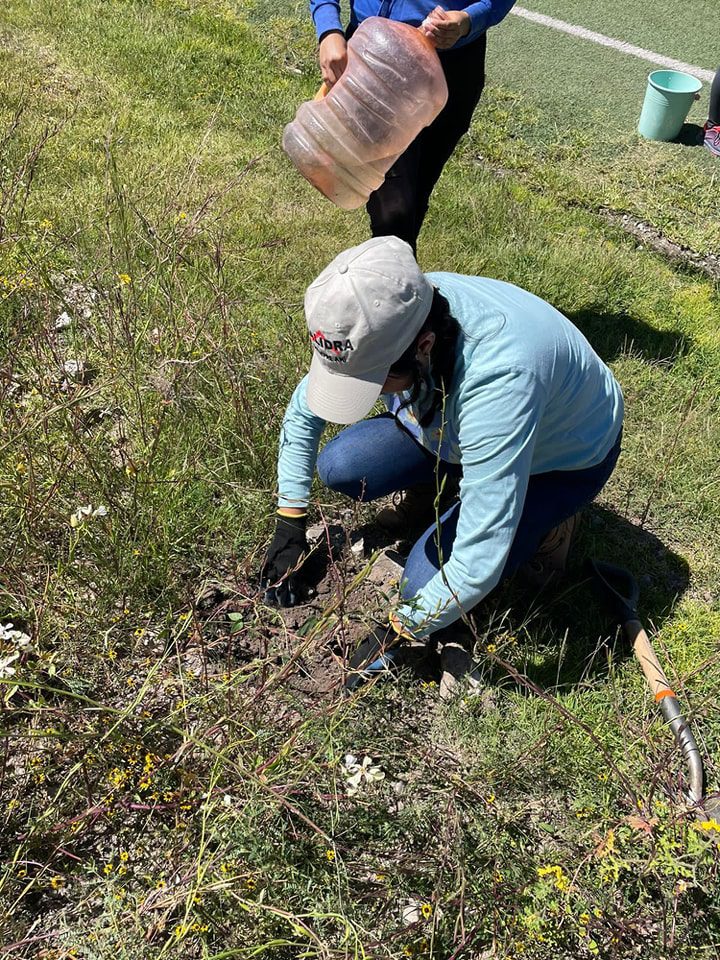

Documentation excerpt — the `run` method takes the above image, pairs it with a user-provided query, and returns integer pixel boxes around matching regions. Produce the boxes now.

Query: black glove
[345,622,407,694]
[261,513,308,607]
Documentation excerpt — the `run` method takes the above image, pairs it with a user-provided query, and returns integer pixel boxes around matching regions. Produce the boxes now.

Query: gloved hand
[261,512,308,607]
[345,619,409,694]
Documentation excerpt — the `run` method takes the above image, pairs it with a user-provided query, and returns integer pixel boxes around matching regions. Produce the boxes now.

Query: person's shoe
[375,477,460,537]
[703,122,720,157]
[519,513,581,589]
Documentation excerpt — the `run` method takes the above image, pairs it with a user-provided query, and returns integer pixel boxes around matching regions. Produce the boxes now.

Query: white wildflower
[55,311,72,330]
[70,504,109,527]
[401,900,422,926]
[70,505,93,528]
[0,653,19,679]
[344,754,385,796]
[0,623,33,652]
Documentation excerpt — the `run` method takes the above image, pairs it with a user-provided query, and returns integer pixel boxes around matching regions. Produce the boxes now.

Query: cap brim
[306,352,386,424]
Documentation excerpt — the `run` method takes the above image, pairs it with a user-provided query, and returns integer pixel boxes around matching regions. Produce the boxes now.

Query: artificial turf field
[511,0,720,69]
[497,0,719,136]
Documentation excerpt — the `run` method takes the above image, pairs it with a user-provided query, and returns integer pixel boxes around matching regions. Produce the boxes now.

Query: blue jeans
[317,414,622,603]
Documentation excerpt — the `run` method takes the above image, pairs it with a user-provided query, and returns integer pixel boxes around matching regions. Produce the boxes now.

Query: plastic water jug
[282,17,449,210]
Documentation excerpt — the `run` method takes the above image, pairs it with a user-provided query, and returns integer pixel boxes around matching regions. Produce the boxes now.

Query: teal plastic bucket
[638,69,702,141]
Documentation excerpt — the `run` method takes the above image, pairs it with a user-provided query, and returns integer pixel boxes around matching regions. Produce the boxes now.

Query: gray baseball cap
[304,237,434,424]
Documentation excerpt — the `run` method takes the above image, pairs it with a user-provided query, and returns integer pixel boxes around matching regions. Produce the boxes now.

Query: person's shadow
[567,308,691,366]
[478,503,690,692]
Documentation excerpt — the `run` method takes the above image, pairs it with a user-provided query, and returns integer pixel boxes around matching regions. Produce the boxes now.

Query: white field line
[511,6,716,84]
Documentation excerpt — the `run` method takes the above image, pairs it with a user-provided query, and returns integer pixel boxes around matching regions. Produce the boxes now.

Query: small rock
[439,641,485,701]
[55,311,72,330]
[62,359,93,384]
[62,359,83,378]
[350,537,365,556]
[195,581,234,612]
[367,552,404,588]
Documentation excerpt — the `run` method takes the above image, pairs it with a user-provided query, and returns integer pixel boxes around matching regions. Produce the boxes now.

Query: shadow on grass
[674,122,705,147]
[568,308,691,367]
[487,502,690,692]
[294,500,690,699]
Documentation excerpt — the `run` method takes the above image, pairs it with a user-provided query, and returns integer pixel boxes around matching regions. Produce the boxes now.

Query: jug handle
[314,82,329,101]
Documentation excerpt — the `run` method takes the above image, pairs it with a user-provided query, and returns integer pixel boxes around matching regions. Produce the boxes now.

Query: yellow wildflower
[117,273,132,285]
[698,818,720,833]
[537,864,570,892]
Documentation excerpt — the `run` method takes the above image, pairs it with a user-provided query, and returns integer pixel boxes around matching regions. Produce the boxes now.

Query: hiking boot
[703,122,720,157]
[375,476,460,537]
[518,513,581,589]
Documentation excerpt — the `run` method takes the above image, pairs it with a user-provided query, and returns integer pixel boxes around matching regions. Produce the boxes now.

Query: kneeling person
[262,237,624,686]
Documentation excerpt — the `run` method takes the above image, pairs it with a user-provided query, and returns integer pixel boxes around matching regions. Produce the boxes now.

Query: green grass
[1,0,719,957]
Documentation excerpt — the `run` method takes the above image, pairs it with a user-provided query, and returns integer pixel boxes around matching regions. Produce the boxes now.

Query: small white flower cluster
[1,622,33,651]
[70,504,108,528]
[0,623,34,678]
[344,754,385,797]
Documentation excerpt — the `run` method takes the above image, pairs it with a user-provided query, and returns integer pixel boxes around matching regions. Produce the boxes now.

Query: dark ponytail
[389,287,459,428]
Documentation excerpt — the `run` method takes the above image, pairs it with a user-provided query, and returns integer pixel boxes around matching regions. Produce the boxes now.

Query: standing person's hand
[318,31,348,88]
[261,513,308,607]
[420,6,471,49]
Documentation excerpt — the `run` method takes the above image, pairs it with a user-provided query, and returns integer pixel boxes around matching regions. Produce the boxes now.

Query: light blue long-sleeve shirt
[277,274,624,637]
[310,0,516,47]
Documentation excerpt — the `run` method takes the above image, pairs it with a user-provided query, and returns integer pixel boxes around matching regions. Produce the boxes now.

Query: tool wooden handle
[627,620,675,701]
[314,82,329,101]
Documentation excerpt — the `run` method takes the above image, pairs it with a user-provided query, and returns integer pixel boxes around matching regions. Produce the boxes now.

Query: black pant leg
[709,67,720,126]
[414,33,487,230]
[366,32,487,254]
[366,138,424,253]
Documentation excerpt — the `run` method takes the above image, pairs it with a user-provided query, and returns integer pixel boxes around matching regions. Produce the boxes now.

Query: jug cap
[304,237,433,424]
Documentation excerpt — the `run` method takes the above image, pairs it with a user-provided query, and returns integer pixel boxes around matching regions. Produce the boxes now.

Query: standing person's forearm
[310,0,344,41]
[462,0,517,41]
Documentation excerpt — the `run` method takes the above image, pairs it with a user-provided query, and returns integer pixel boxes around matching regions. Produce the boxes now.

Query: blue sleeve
[277,375,326,509]
[463,0,516,41]
[396,366,545,637]
[309,0,344,40]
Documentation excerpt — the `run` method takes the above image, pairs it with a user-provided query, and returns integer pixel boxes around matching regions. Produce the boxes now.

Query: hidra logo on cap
[310,329,355,364]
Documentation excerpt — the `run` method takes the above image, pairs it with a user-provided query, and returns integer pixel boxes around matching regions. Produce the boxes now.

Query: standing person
[309,0,517,253]
[261,238,624,688]
[704,67,720,156]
